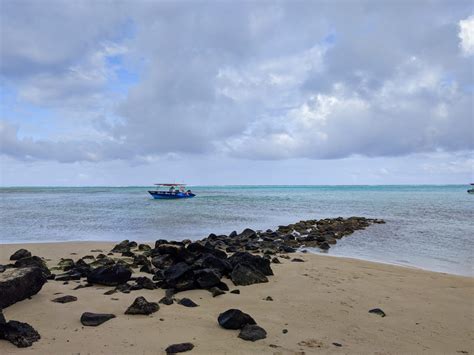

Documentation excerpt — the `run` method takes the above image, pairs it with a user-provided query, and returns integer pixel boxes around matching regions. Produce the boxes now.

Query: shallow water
[0,185,472,276]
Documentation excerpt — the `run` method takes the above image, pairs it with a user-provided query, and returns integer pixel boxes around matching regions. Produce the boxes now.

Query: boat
[148,183,196,199]
[468,183,474,194]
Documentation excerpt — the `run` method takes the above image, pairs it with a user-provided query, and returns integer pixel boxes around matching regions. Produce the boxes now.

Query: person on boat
[169,186,175,194]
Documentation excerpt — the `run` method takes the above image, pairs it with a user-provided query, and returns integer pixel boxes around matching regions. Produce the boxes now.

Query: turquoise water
[0,185,472,276]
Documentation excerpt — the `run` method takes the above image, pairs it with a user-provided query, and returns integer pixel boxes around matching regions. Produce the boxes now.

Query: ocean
[0,185,472,276]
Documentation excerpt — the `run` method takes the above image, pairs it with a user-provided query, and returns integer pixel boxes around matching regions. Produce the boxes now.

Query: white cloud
[0,1,473,166]
[459,15,474,55]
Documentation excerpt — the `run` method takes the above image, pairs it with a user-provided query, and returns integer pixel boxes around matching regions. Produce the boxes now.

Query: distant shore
[1,241,472,354]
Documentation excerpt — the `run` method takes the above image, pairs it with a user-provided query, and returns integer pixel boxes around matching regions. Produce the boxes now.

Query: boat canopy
[154,183,186,186]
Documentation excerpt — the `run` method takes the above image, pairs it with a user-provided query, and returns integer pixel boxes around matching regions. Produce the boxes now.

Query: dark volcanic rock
[291,258,305,262]
[80,312,116,326]
[57,258,75,271]
[178,298,199,307]
[0,267,47,308]
[230,289,240,294]
[218,309,256,329]
[230,264,268,286]
[159,296,174,305]
[319,242,330,250]
[14,256,50,277]
[238,324,267,341]
[0,316,41,348]
[165,342,194,354]
[125,296,159,315]
[9,249,32,261]
[193,254,231,274]
[111,240,133,253]
[51,295,77,303]
[228,252,273,276]
[163,262,195,291]
[87,264,131,286]
[194,268,221,289]
[138,244,152,251]
[369,308,386,317]
[134,276,156,290]
[209,287,225,297]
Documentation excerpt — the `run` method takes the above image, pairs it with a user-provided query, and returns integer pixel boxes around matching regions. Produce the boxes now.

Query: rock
[193,254,232,275]
[238,324,267,341]
[291,258,305,262]
[151,254,175,269]
[165,342,194,354]
[282,329,288,334]
[0,317,41,348]
[121,250,135,257]
[9,249,32,261]
[125,296,159,315]
[264,296,273,301]
[218,309,256,329]
[0,265,6,273]
[319,242,330,250]
[194,268,221,289]
[57,258,75,271]
[230,289,240,294]
[332,342,342,347]
[178,298,199,307]
[230,264,268,286]
[111,240,132,253]
[14,256,50,276]
[239,228,257,239]
[51,295,77,303]
[87,264,131,286]
[138,244,152,251]
[0,267,47,308]
[271,257,280,264]
[163,262,195,291]
[369,308,386,317]
[209,287,225,297]
[228,252,273,276]
[80,312,116,326]
[116,283,131,293]
[159,296,174,305]
[134,276,156,290]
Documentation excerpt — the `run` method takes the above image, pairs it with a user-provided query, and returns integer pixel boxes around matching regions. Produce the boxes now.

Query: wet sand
[1,242,473,354]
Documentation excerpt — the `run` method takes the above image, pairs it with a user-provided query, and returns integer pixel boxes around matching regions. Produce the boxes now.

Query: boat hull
[148,191,195,199]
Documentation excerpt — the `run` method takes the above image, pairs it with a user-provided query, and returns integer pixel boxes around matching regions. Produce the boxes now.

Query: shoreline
[1,241,473,354]
[2,241,470,278]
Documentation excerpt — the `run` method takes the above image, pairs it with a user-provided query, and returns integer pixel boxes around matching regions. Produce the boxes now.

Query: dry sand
[1,242,473,354]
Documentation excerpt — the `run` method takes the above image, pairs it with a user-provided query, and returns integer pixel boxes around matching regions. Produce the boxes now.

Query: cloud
[0,1,473,164]
[459,15,474,55]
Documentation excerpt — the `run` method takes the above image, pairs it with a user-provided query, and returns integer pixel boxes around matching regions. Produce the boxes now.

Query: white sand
[1,242,473,354]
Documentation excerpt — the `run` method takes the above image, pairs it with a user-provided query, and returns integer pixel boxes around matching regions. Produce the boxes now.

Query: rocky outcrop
[0,267,47,308]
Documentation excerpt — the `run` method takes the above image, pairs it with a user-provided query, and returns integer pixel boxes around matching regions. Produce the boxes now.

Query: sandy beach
[1,241,472,354]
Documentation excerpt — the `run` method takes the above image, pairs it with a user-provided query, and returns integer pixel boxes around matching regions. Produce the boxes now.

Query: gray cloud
[0,0,473,163]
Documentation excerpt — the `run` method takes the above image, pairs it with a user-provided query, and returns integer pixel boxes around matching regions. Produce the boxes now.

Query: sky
[0,0,473,186]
